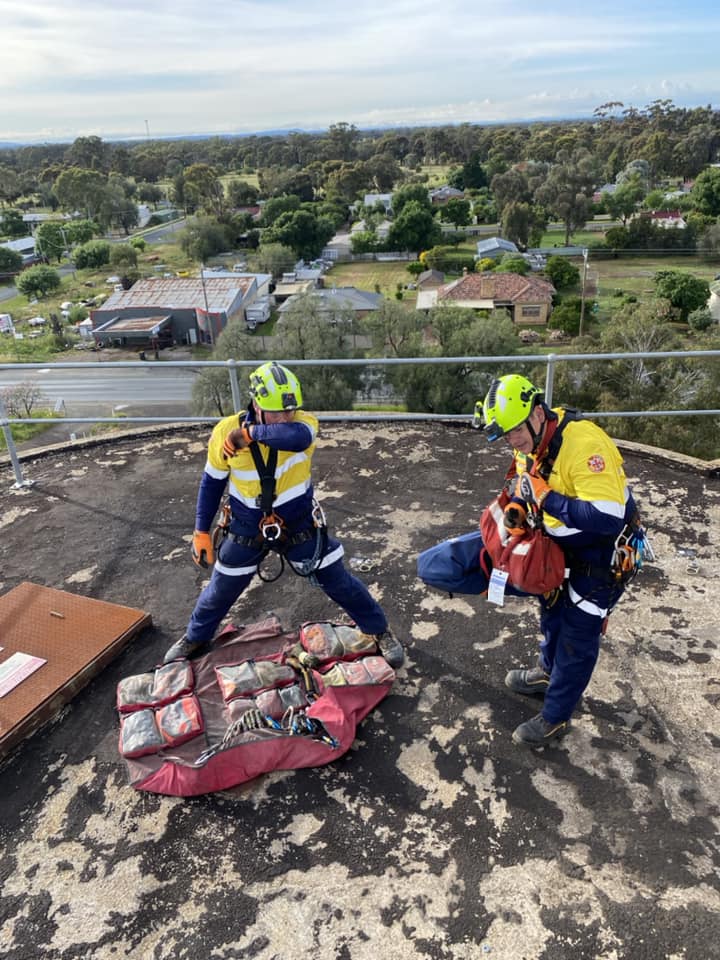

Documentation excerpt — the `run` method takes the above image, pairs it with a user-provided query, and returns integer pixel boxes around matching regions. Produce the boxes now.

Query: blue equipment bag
[416,531,490,596]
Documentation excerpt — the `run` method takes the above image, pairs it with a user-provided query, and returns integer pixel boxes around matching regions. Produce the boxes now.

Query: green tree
[1,209,26,239]
[392,183,432,218]
[442,198,471,228]
[183,163,226,218]
[700,222,720,259]
[690,167,720,217]
[396,307,518,414]
[654,270,710,321]
[0,165,21,206]
[265,208,335,260]
[603,177,644,225]
[387,201,441,253]
[16,264,62,299]
[66,219,98,244]
[260,194,302,227]
[252,242,296,278]
[544,256,580,289]
[35,221,67,262]
[109,243,139,282]
[275,296,360,409]
[66,136,109,171]
[362,299,422,357]
[491,168,531,215]
[0,246,22,273]
[326,122,360,162]
[534,150,596,245]
[350,230,381,254]
[500,201,534,249]
[179,217,232,262]
[687,306,714,332]
[54,167,107,218]
[548,296,582,336]
[96,182,139,232]
[226,179,259,207]
[136,182,164,205]
[74,239,111,269]
[494,255,530,275]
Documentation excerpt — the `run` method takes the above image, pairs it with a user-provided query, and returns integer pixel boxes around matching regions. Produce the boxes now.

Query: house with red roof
[416,271,555,325]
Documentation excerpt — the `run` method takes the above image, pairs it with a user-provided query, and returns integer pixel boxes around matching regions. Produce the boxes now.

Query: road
[0,366,196,410]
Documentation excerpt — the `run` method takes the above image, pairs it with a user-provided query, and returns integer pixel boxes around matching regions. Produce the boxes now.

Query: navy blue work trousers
[538,573,622,724]
[186,530,388,645]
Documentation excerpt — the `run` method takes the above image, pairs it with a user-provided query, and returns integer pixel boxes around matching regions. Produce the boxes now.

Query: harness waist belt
[226,526,316,551]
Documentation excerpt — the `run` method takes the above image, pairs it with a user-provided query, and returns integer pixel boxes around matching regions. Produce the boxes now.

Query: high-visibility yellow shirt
[198,410,318,527]
[516,409,632,545]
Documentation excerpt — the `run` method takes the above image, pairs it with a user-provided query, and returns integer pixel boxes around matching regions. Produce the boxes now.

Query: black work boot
[504,665,550,697]
[162,635,211,664]
[512,712,570,747]
[374,628,404,669]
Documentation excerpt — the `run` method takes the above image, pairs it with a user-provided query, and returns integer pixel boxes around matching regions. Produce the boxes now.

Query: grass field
[325,261,416,300]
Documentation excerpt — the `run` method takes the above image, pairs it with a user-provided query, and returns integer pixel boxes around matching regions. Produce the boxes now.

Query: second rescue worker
[163,361,403,668]
[480,374,641,746]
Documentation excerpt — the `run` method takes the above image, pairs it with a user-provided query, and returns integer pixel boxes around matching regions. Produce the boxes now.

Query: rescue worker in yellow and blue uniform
[163,362,403,668]
[481,374,639,747]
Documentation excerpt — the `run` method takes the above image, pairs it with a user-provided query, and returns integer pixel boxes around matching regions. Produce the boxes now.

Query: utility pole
[199,266,214,346]
[578,247,589,337]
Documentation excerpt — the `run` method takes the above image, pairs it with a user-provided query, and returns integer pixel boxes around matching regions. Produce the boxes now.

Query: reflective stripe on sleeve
[205,461,229,480]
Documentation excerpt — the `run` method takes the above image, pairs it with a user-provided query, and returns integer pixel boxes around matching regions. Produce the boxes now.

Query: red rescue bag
[479,462,566,595]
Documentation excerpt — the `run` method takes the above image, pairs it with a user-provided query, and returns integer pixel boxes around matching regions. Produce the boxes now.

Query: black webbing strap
[248,442,278,516]
[535,407,581,480]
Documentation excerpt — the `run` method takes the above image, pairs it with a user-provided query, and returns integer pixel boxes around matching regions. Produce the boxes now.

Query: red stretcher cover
[117,616,395,796]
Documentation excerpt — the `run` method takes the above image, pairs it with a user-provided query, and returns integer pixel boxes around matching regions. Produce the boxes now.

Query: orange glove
[191,530,215,568]
[503,502,527,536]
[222,424,253,460]
[516,472,551,507]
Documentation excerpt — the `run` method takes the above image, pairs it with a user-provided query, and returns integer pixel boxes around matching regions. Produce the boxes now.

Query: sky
[1,0,719,144]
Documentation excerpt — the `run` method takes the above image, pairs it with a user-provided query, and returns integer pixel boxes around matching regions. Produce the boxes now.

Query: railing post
[0,396,33,488]
[227,360,242,411]
[544,354,556,407]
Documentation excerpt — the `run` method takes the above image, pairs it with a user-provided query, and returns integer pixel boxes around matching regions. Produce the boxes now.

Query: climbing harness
[211,430,329,583]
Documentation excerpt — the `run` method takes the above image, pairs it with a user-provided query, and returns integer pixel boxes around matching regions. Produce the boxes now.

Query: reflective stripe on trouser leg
[185,538,263,644]
[541,576,621,724]
[286,534,388,635]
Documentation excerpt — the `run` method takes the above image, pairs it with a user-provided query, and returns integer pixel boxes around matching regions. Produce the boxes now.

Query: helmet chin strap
[528,419,544,453]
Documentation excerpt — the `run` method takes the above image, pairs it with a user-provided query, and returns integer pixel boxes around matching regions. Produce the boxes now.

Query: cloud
[1,0,718,140]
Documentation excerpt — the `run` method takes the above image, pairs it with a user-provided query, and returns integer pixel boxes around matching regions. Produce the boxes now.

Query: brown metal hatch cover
[0,582,151,760]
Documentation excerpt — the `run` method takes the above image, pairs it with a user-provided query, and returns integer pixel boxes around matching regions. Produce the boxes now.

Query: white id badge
[487,569,509,606]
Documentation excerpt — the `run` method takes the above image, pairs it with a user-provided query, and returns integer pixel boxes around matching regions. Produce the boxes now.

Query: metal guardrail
[2,350,720,487]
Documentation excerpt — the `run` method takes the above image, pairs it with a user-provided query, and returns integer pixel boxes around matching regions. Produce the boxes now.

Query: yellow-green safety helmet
[249,362,303,411]
[476,374,543,441]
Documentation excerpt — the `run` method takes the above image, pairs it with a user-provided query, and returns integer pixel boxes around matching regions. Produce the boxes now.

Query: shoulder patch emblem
[587,454,606,473]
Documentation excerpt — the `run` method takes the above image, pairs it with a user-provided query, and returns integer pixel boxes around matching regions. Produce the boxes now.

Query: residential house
[475,237,519,260]
[273,271,319,304]
[351,218,392,242]
[362,193,393,214]
[429,186,464,205]
[646,210,688,230]
[419,272,555,325]
[416,269,444,290]
[277,287,382,324]
[592,183,617,203]
[1,236,38,265]
[90,277,259,346]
